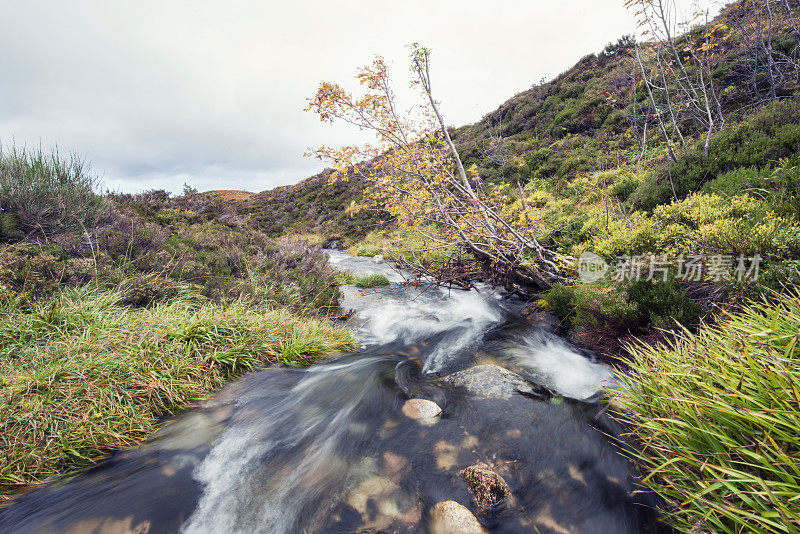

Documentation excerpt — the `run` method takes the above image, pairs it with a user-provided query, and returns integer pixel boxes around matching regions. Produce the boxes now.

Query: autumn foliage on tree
[306,45,562,290]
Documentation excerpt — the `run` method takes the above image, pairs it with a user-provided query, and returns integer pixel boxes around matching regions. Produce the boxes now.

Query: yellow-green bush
[590,193,800,258]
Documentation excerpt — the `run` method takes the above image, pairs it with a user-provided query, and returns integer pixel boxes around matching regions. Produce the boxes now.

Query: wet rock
[523,310,562,333]
[442,364,543,400]
[459,462,512,510]
[433,440,459,471]
[428,501,487,534]
[401,398,442,425]
[345,476,399,520]
[372,254,384,263]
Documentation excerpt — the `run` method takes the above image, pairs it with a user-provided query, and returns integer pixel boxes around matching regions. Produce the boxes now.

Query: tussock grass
[354,273,390,288]
[333,271,390,288]
[0,286,356,496]
[615,290,800,533]
[333,270,357,285]
[0,145,106,237]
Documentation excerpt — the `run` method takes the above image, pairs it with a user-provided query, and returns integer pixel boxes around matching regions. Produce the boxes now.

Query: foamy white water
[504,334,616,401]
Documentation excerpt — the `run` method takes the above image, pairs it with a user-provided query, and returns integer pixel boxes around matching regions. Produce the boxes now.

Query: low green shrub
[626,279,699,328]
[702,165,773,196]
[544,279,699,330]
[542,283,577,319]
[615,290,800,532]
[610,173,641,202]
[544,282,639,329]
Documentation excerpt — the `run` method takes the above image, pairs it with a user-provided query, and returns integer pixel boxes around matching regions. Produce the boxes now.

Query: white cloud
[0,0,709,193]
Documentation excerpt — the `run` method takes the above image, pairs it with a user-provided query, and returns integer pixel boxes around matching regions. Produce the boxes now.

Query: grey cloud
[0,0,706,193]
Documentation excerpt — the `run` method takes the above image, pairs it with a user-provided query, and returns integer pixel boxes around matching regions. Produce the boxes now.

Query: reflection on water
[0,251,667,534]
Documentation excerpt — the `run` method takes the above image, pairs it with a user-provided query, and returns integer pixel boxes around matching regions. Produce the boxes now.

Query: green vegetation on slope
[240,168,390,245]
[614,290,800,532]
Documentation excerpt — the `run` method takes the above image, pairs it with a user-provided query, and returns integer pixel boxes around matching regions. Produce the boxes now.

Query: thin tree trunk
[636,46,678,163]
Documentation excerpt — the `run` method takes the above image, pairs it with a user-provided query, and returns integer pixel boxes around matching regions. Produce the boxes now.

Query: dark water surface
[0,251,667,533]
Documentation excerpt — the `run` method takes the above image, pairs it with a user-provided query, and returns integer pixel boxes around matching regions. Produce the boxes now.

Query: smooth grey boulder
[441,364,544,400]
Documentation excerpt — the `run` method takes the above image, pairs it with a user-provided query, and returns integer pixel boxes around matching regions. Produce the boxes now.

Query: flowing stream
[0,251,667,534]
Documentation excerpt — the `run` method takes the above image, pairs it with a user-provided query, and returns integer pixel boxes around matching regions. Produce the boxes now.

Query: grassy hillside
[240,168,389,244]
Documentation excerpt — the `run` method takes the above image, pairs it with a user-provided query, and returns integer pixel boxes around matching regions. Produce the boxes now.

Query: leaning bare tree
[306,45,562,291]
[728,0,800,103]
[627,0,725,158]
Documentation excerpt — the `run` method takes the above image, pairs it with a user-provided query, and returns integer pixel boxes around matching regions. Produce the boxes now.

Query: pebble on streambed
[460,462,512,511]
[401,398,442,426]
[428,500,487,534]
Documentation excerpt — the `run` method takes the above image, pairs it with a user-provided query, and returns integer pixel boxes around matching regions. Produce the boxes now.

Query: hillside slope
[241,169,388,243]
[279,0,799,354]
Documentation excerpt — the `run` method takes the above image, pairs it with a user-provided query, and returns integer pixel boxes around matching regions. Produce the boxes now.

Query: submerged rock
[345,475,405,531]
[381,450,410,482]
[522,309,562,333]
[401,398,442,425]
[459,462,512,511]
[428,501,487,534]
[442,364,544,400]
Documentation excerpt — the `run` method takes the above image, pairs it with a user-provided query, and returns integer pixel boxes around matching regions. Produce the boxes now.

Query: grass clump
[333,270,390,288]
[614,290,800,532]
[0,146,106,239]
[354,273,390,288]
[348,230,390,257]
[333,270,356,285]
[0,285,356,496]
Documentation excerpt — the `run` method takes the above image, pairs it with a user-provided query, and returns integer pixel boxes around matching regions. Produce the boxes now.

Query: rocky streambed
[0,251,667,533]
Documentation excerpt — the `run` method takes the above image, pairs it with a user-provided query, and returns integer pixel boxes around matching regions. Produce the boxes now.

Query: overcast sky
[0,0,707,194]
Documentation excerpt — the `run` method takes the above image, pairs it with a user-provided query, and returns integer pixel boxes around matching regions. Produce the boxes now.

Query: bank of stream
[0,250,667,533]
